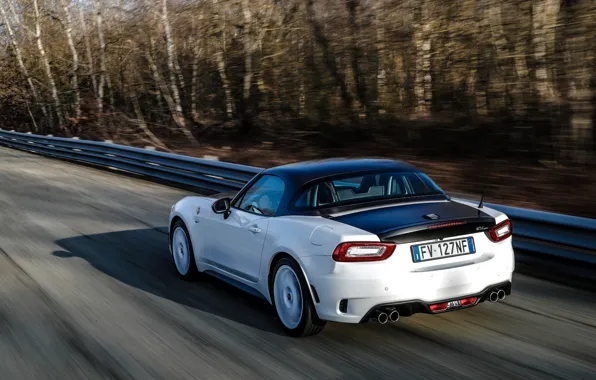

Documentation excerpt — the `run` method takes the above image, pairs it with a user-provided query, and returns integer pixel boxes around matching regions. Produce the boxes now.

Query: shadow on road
[52,227,285,335]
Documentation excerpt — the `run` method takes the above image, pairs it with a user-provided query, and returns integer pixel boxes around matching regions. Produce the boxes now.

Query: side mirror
[212,197,231,218]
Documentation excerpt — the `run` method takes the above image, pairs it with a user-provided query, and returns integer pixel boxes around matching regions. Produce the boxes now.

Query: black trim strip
[310,285,321,304]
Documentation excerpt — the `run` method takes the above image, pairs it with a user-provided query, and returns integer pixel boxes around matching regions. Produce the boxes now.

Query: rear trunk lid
[329,199,496,243]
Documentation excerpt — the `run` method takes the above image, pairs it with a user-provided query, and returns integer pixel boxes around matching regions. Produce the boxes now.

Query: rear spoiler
[379,216,496,244]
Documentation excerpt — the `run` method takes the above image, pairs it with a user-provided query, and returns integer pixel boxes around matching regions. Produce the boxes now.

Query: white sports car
[168,158,514,337]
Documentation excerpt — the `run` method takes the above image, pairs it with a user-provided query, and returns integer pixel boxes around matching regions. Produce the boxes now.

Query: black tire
[271,257,326,337]
[170,219,199,281]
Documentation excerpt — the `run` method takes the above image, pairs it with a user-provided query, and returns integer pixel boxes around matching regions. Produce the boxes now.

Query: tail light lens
[332,242,396,262]
[487,220,512,242]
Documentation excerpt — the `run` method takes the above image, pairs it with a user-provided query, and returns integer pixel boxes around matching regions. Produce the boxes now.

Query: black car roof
[232,158,435,216]
[261,158,419,186]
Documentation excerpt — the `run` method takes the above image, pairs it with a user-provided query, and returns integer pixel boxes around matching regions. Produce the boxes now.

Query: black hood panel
[330,200,495,236]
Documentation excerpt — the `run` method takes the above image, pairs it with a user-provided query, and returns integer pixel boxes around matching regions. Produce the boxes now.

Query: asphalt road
[1,146,595,380]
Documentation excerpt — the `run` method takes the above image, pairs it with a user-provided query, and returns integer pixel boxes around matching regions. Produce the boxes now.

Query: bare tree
[563,2,594,163]
[79,6,98,96]
[33,0,65,131]
[61,0,81,119]
[191,40,201,123]
[532,0,560,102]
[413,0,433,117]
[0,0,592,164]
[241,0,253,103]
[0,2,46,130]
[213,0,234,118]
[95,0,106,120]
[162,0,183,116]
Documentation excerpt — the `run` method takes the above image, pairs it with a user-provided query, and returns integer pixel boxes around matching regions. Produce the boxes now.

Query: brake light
[487,220,512,242]
[332,242,396,262]
[427,221,466,229]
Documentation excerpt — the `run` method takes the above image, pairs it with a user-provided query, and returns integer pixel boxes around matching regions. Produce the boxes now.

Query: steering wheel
[248,201,263,215]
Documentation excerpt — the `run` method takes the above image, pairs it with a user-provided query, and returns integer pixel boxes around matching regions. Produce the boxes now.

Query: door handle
[248,226,262,234]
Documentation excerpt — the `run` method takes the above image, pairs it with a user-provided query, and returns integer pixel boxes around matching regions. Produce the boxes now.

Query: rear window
[293,171,444,209]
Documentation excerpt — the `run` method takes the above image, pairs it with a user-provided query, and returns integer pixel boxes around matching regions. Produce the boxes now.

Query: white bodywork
[169,195,514,323]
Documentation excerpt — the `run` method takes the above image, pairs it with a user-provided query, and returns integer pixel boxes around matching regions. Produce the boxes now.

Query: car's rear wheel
[171,220,199,280]
[271,257,326,337]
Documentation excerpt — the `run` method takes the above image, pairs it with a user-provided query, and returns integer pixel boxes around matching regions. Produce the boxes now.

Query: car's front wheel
[271,257,326,337]
[170,220,199,280]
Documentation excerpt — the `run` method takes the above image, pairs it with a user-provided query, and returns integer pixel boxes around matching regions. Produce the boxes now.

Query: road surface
[0,146,595,380]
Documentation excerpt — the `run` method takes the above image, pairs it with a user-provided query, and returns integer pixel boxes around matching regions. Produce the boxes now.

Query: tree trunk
[160,0,197,144]
[213,0,234,118]
[215,51,234,119]
[79,7,98,96]
[162,0,183,116]
[148,41,164,113]
[306,0,356,120]
[468,0,488,116]
[174,50,186,97]
[414,1,432,117]
[241,0,253,103]
[131,92,169,151]
[347,0,368,117]
[95,0,106,121]
[375,10,387,114]
[298,37,306,117]
[61,0,81,120]
[564,5,594,164]
[487,1,509,110]
[145,43,197,145]
[191,43,201,123]
[0,4,46,130]
[532,0,561,102]
[33,0,64,131]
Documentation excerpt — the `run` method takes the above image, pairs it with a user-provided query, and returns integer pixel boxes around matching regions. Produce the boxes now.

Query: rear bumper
[358,280,512,322]
[303,241,515,323]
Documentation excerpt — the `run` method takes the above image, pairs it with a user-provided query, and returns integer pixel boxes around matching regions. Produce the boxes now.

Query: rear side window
[293,171,443,209]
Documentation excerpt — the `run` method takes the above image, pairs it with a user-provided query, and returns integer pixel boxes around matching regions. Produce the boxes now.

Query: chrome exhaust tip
[388,310,400,323]
[489,291,499,303]
[497,289,506,300]
[374,311,388,324]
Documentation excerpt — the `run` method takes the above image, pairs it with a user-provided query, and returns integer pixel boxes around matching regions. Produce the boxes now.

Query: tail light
[332,242,396,262]
[487,220,512,242]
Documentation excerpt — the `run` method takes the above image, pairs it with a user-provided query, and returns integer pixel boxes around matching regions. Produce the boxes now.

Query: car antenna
[478,185,486,209]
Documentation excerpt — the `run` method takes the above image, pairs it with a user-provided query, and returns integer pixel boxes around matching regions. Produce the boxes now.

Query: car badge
[424,214,440,220]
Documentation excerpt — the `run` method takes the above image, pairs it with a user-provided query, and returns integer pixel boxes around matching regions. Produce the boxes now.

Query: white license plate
[411,237,475,262]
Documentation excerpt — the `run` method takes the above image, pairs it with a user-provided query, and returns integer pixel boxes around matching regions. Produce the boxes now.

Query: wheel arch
[267,251,320,313]
[169,213,194,256]
[169,215,183,238]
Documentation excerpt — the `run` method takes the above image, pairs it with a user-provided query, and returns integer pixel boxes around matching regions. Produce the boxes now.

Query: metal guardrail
[0,129,261,193]
[485,203,596,265]
[1,129,595,264]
